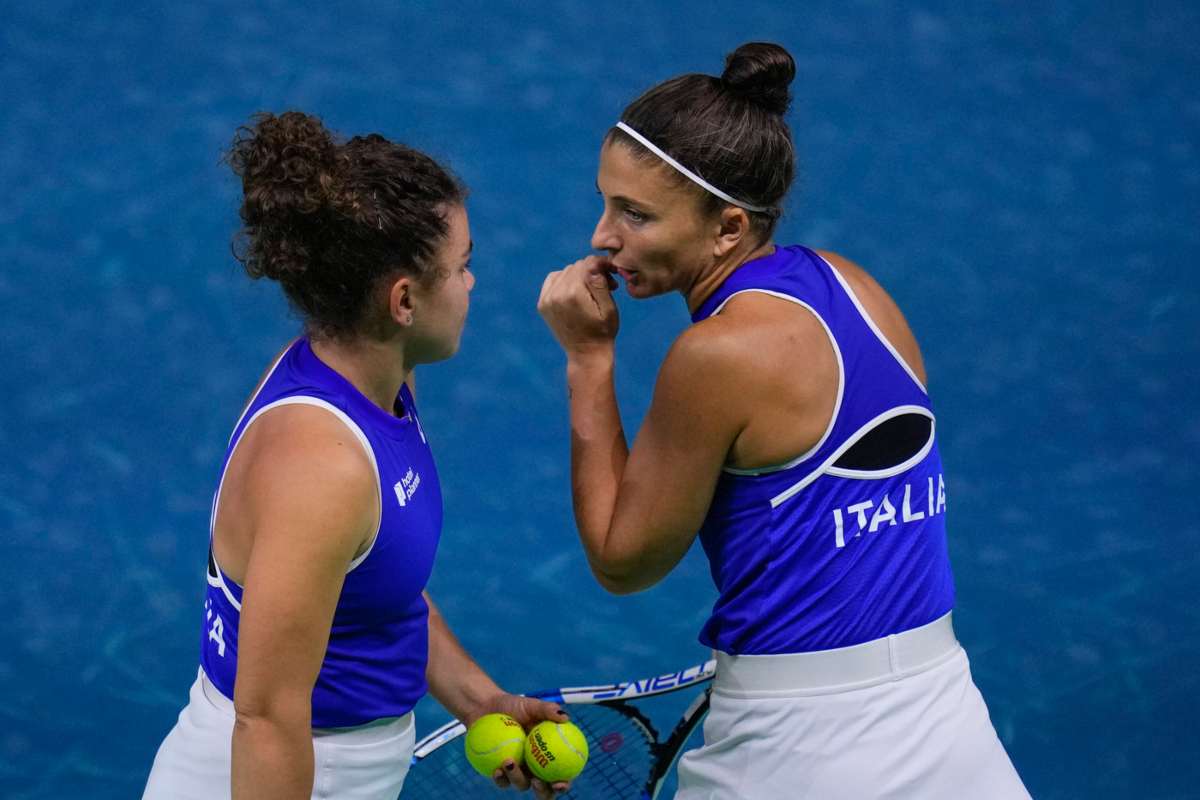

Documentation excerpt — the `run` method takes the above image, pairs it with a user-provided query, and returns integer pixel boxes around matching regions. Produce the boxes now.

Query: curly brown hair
[226,111,465,340]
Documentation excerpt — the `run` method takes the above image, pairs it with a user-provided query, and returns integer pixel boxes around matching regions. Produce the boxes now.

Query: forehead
[443,202,467,230]
[597,139,698,207]
[441,203,470,247]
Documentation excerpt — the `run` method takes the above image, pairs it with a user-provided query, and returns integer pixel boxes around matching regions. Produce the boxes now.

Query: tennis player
[538,43,1031,798]
[143,112,568,800]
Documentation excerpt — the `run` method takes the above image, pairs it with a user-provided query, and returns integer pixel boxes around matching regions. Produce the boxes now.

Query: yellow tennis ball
[524,720,589,783]
[464,713,526,778]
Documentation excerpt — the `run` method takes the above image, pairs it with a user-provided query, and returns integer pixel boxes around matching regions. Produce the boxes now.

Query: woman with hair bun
[144,111,570,800]
[538,43,1030,798]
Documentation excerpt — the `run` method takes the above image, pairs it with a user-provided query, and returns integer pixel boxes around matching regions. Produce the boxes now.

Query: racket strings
[561,705,656,797]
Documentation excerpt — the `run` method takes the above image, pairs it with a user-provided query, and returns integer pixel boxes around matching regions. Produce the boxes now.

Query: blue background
[2,2,1197,798]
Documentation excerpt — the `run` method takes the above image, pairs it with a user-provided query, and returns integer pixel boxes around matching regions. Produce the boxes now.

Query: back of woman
[538,43,1031,799]
[688,244,954,656]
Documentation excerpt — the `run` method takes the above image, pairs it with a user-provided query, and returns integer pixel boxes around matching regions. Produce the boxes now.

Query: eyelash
[597,191,649,226]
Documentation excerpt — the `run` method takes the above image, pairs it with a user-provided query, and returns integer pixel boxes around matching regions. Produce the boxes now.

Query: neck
[685,238,776,315]
[309,334,411,415]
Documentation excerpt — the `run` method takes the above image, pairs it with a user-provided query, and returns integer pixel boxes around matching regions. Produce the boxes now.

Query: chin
[625,280,663,299]
[418,339,461,365]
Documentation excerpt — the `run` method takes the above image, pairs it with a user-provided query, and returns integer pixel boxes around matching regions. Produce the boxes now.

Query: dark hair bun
[227,111,339,281]
[721,42,795,115]
[228,111,337,224]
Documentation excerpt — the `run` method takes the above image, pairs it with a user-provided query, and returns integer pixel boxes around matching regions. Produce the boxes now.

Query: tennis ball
[524,720,589,783]
[464,713,526,778]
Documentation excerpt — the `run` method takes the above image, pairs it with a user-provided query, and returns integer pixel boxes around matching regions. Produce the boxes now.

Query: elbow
[595,571,640,595]
[232,694,310,736]
[232,709,266,739]
[590,561,656,596]
[588,531,673,595]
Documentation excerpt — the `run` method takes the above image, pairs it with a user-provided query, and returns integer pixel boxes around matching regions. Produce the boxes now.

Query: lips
[613,265,637,284]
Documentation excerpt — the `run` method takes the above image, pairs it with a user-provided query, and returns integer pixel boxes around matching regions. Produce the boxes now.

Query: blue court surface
[2,2,1196,798]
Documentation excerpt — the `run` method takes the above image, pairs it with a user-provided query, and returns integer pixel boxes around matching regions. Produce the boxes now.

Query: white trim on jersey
[207,549,242,612]
[708,288,847,477]
[769,405,935,508]
[209,396,384,582]
[208,342,296,541]
[226,342,296,446]
[823,407,936,480]
[815,253,929,395]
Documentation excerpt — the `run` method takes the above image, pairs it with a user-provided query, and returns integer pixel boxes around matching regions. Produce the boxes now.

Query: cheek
[629,231,676,269]
[644,237,699,279]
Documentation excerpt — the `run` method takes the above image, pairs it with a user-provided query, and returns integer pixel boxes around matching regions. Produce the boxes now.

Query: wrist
[566,346,615,376]
[460,691,507,727]
[455,676,505,725]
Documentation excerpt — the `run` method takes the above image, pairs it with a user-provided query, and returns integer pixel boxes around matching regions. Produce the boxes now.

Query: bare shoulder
[691,290,838,384]
[650,320,761,433]
[661,313,777,392]
[815,249,928,386]
[217,401,379,576]
[662,295,838,425]
[815,249,896,311]
[667,290,840,470]
[239,403,377,496]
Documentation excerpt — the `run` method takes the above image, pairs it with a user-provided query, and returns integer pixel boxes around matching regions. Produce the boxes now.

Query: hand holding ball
[464,713,526,777]
[524,720,589,782]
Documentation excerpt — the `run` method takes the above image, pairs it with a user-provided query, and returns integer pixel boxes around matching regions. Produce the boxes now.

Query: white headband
[615,121,770,214]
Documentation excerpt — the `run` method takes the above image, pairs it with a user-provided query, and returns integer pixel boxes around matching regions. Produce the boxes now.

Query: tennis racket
[398,659,716,800]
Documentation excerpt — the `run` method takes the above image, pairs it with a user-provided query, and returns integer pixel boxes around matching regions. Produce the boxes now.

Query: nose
[466,269,476,292]
[590,211,619,253]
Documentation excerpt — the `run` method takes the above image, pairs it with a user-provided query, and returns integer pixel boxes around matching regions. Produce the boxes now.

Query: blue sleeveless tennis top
[691,246,955,655]
[199,337,442,727]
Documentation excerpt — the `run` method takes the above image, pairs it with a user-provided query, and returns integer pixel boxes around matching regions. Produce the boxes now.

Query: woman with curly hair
[143,112,568,800]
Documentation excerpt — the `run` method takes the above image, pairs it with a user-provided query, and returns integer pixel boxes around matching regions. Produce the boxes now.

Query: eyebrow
[596,181,652,210]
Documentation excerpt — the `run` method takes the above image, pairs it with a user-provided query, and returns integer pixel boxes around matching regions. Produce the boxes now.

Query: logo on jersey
[393,467,422,508]
[832,473,946,548]
[205,598,226,657]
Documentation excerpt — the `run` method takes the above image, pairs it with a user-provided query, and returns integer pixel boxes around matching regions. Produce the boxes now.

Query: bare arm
[228,407,377,800]
[565,350,628,569]
[564,328,746,593]
[424,593,569,798]
[423,592,505,723]
[539,259,747,594]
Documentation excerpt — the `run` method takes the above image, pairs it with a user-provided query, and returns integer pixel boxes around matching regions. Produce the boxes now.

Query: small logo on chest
[393,467,422,508]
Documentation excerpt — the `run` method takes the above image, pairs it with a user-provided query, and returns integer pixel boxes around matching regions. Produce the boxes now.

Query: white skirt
[143,670,415,800]
[676,615,1030,799]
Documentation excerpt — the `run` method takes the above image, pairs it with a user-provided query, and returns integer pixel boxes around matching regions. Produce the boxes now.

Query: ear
[712,206,750,258]
[388,275,417,327]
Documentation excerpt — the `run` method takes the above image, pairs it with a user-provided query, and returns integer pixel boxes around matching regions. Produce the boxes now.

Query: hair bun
[720,42,795,115]
[228,111,338,227]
